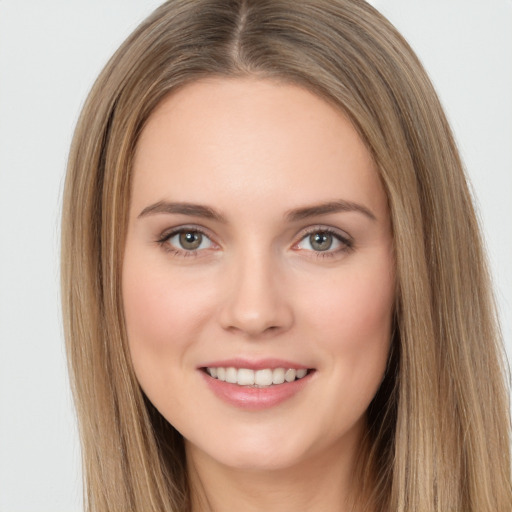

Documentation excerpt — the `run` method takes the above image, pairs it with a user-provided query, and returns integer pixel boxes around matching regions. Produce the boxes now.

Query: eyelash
[156,226,213,258]
[156,225,353,259]
[294,226,353,259]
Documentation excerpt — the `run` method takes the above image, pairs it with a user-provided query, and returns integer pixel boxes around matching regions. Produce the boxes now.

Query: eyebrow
[284,200,376,222]
[137,199,376,223]
[138,201,227,222]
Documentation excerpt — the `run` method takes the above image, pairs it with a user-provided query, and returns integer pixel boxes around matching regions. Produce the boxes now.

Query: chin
[205,446,307,473]
[185,422,336,474]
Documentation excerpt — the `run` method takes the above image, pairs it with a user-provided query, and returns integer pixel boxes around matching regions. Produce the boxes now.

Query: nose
[218,250,294,338]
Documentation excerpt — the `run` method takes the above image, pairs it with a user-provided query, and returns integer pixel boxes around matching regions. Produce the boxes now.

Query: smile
[205,367,309,387]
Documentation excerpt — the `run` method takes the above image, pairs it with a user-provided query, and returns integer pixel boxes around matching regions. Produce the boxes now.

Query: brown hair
[61,1,511,510]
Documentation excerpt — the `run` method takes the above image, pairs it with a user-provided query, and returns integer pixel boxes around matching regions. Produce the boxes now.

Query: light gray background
[0,1,510,511]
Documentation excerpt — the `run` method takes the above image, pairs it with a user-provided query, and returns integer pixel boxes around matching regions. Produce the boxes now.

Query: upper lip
[199,358,312,371]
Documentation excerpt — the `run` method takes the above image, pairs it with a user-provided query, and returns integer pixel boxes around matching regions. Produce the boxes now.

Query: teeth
[272,368,285,385]
[237,368,255,386]
[225,367,237,384]
[206,367,309,386]
[255,369,273,386]
[216,367,226,381]
[285,369,296,382]
[296,368,307,379]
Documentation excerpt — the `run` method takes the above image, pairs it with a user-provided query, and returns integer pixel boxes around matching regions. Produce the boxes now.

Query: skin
[123,77,395,511]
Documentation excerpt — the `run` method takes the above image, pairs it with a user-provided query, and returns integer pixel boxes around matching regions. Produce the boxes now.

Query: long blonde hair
[61,1,511,510]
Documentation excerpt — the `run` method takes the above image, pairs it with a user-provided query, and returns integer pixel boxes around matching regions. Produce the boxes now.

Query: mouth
[202,367,312,387]
[200,361,316,410]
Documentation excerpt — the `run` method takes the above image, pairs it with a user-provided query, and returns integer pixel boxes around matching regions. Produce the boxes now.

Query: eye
[158,227,215,254]
[295,228,352,255]
[305,232,335,251]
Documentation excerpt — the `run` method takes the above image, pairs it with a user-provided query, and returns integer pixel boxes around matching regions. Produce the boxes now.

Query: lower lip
[200,370,314,411]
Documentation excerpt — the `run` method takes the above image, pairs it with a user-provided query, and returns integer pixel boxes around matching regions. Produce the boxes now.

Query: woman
[61,0,511,510]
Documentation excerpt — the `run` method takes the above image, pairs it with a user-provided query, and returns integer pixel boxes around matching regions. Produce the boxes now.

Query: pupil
[310,232,332,251]
[180,231,202,250]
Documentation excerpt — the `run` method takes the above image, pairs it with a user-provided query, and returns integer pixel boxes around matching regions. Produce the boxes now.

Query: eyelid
[292,225,354,255]
[156,225,219,255]
[155,223,353,258]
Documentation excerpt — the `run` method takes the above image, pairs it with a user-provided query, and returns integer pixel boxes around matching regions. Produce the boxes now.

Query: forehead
[131,77,387,221]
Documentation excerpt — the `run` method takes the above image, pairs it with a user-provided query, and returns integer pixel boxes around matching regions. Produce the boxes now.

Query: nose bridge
[219,241,293,337]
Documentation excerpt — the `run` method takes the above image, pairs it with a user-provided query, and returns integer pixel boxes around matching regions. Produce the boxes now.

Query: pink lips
[199,358,314,411]
[201,358,310,371]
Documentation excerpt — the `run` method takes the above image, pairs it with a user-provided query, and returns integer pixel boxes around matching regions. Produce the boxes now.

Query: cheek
[123,270,179,353]
[299,257,394,402]
[304,264,394,345]
[122,267,176,399]
[121,253,217,416]
[123,255,210,349]
[121,251,213,391]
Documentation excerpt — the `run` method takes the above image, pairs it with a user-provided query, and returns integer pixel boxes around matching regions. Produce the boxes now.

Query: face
[123,78,394,473]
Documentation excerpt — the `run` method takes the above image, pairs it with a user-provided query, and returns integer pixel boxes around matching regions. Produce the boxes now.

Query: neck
[186,427,372,512]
